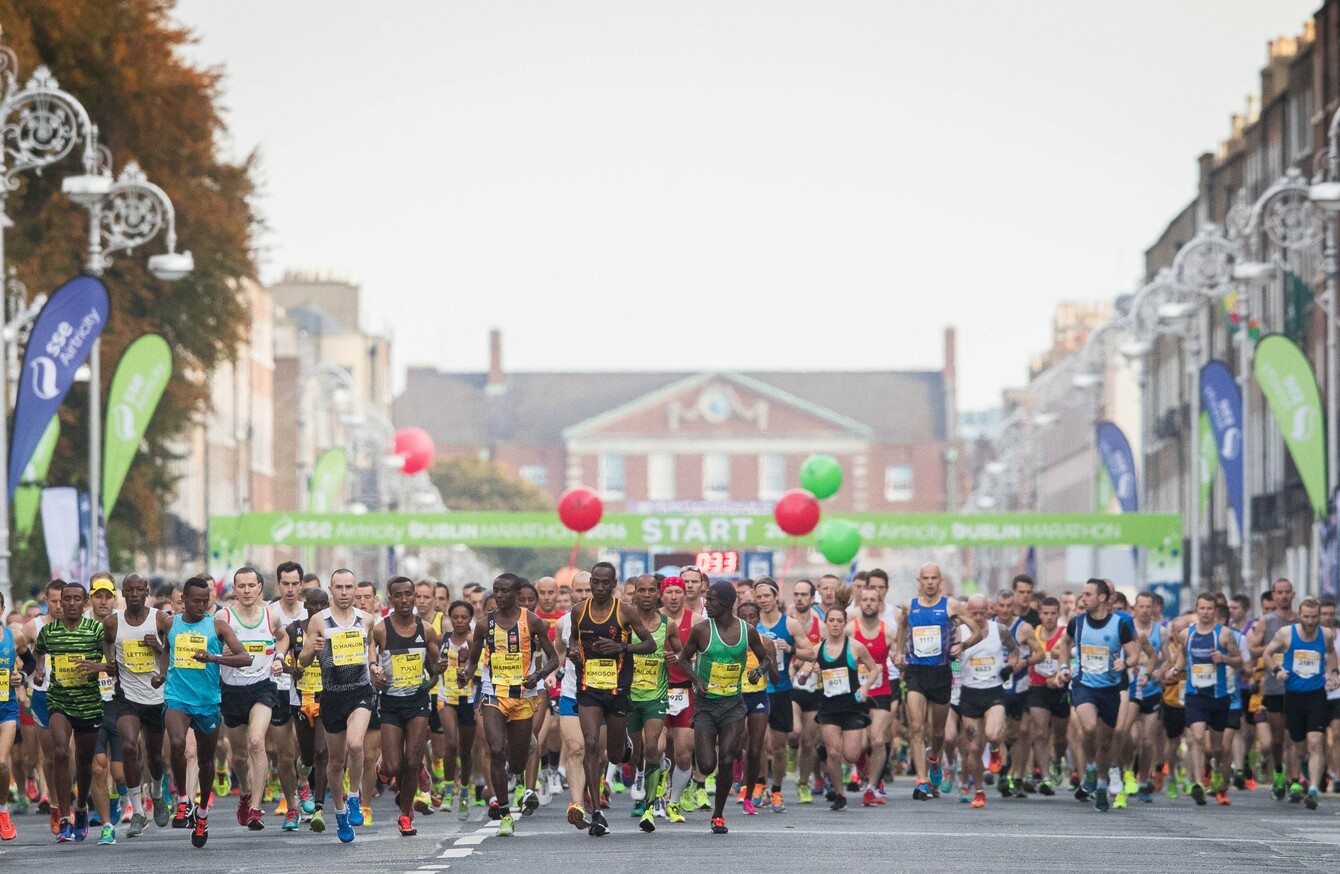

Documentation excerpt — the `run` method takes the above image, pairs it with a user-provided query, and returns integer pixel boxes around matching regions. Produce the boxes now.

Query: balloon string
[568,532,583,571]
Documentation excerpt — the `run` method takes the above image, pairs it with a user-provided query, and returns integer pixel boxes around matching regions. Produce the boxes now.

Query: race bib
[329,629,364,667]
[667,687,690,716]
[706,661,741,696]
[1080,644,1109,675]
[53,653,88,686]
[173,633,207,670]
[821,667,851,697]
[98,673,116,701]
[1294,650,1321,678]
[584,658,617,691]
[1037,658,1059,677]
[1191,662,1215,689]
[970,656,996,680]
[274,672,292,692]
[632,656,660,692]
[0,668,8,701]
[244,641,269,658]
[296,667,323,694]
[122,640,156,674]
[912,626,942,658]
[391,652,424,689]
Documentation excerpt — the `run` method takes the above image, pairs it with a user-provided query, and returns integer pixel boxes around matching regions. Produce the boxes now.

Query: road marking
[454,834,490,845]
[417,866,450,870]
[490,827,1328,845]
[438,848,474,858]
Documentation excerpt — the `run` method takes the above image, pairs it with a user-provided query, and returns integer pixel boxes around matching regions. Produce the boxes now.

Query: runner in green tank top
[676,582,773,835]
[628,574,681,831]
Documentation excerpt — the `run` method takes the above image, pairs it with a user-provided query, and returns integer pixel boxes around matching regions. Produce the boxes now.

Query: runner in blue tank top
[752,579,815,812]
[891,562,981,801]
[1168,592,1241,807]
[1263,597,1339,810]
[1052,578,1138,812]
[1126,591,1166,803]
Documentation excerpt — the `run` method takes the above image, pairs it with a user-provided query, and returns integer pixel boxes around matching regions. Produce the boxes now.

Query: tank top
[1260,613,1291,695]
[852,619,891,697]
[0,626,14,705]
[438,635,471,705]
[631,614,669,703]
[537,609,564,643]
[114,607,164,706]
[482,611,533,698]
[1129,622,1163,699]
[905,596,955,667]
[1183,623,1230,698]
[792,611,823,692]
[961,620,1005,690]
[165,613,223,707]
[219,605,276,687]
[269,601,306,695]
[577,600,632,695]
[314,608,371,693]
[29,616,48,692]
[817,636,860,712]
[666,609,699,687]
[758,612,795,693]
[1030,625,1065,686]
[1009,617,1031,693]
[694,617,749,699]
[379,615,430,697]
[743,646,767,694]
[290,618,321,705]
[1073,613,1126,690]
[1284,625,1328,693]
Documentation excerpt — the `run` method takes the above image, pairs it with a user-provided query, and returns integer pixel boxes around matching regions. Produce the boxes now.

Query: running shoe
[1232,770,1247,791]
[0,810,15,841]
[362,805,373,826]
[1166,780,1179,800]
[632,769,646,802]
[237,794,252,827]
[771,790,786,812]
[796,783,813,804]
[191,815,208,848]
[335,810,354,843]
[152,796,170,828]
[1039,779,1055,797]
[988,750,1002,774]
[310,808,326,832]
[831,794,847,811]
[399,814,417,836]
[567,803,591,829]
[283,810,300,831]
[970,790,986,808]
[742,798,758,815]
[639,806,656,832]
[1112,792,1127,810]
[513,783,525,811]
[439,786,455,813]
[1082,766,1097,794]
[172,800,192,828]
[214,770,231,799]
[498,813,514,836]
[632,799,646,817]
[654,798,668,819]
[414,791,432,814]
[1191,783,1207,806]
[521,789,540,816]
[1290,782,1305,803]
[109,794,121,825]
[347,794,364,825]
[74,808,89,842]
[56,819,74,843]
[913,779,931,800]
[1273,770,1287,800]
[548,771,564,798]
[711,816,728,834]
[248,807,265,830]
[998,774,1012,798]
[588,810,609,837]
[1137,782,1152,804]
[98,824,116,845]
[1123,771,1139,796]
[860,786,876,806]
[928,758,944,789]
[666,802,686,823]
[488,799,502,821]
[693,784,710,811]
[1094,787,1110,812]
[1306,788,1319,810]
[127,812,148,838]
[457,792,470,821]
[1217,791,1231,806]
[300,785,315,815]
[1208,772,1224,793]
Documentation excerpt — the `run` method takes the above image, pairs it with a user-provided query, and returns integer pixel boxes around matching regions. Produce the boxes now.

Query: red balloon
[558,486,604,533]
[394,427,435,475]
[774,488,820,537]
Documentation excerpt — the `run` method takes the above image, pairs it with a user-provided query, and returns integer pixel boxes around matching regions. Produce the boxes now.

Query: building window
[884,464,913,502]
[758,453,785,500]
[648,453,675,500]
[519,465,547,490]
[599,453,625,499]
[702,453,731,501]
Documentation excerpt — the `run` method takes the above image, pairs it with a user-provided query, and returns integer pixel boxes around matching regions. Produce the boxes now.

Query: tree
[428,456,577,581]
[0,0,257,590]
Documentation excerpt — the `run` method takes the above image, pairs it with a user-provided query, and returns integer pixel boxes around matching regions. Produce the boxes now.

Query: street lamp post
[64,152,193,570]
[0,46,99,604]
[1309,120,1340,500]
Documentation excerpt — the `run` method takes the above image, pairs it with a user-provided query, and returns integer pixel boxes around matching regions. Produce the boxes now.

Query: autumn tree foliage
[0,0,257,587]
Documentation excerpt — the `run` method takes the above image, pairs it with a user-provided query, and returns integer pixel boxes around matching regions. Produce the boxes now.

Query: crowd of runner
[0,559,1336,847]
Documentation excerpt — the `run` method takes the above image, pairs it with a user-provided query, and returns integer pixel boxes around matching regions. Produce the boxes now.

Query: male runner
[1168,593,1242,806]
[568,563,658,836]
[1127,591,1166,802]
[957,594,1019,808]
[161,576,255,848]
[788,578,825,804]
[299,568,377,842]
[676,581,772,834]
[268,560,309,828]
[754,578,814,812]
[286,587,329,831]
[0,592,26,841]
[628,573,679,831]
[1250,578,1297,798]
[850,585,895,806]
[1263,597,1338,809]
[85,574,126,845]
[891,562,980,800]
[21,579,66,836]
[659,574,700,820]
[437,599,477,820]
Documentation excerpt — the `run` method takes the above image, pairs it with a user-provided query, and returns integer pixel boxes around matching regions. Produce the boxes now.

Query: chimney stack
[487,328,506,394]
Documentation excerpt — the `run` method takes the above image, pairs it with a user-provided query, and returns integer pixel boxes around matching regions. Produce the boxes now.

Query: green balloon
[799,454,843,500]
[816,518,861,565]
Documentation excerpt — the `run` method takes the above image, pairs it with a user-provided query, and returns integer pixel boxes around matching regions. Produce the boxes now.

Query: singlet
[556,613,578,700]
[114,607,164,706]
[817,636,860,712]
[289,618,320,706]
[438,635,471,705]
[28,616,48,692]
[268,601,307,695]
[905,596,955,667]
[577,600,632,695]
[666,609,700,687]
[1070,612,1132,690]
[165,613,223,708]
[537,609,565,643]
[758,612,795,694]
[314,608,372,694]
[743,646,767,694]
[219,605,276,687]
[1327,631,1340,703]
[1284,625,1328,694]
[792,611,823,692]
[482,611,534,699]
[961,620,1005,691]
[37,616,106,721]
[379,615,430,697]
[694,617,749,699]
[852,620,892,697]
[1009,617,1031,694]
[1260,613,1291,695]
[1029,625,1066,687]
[631,614,669,704]
[1230,629,1247,710]
[1183,623,1230,698]
[1131,622,1164,700]
[0,626,15,705]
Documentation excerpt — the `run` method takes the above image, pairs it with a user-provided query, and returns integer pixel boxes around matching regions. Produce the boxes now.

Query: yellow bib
[329,629,364,667]
[391,652,424,689]
[53,653,88,685]
[173,633,207,670]
[122,640,157,674]
[584,658,618,690]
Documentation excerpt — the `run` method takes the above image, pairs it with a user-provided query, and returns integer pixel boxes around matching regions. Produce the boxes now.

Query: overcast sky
[173,0,1318,409]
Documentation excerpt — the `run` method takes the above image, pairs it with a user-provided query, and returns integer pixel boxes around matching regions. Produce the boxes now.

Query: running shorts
[902,665,953,707]
[694,694,746,732]
[627,697,667,732]
[1183,692,1230,732]
[1070,683,1121,729]
[958,686,1005,720]
[482,694,540,723]
[221,679,280,729]
[1283,689,1329,742]
[767,689,795,733]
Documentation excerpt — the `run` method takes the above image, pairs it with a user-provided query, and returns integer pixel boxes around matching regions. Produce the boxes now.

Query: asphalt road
[3,777,1340,873]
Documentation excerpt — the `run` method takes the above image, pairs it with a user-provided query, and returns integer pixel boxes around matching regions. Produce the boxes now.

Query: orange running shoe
[988,750,1002,774]
[0,810,16,841]
[970,790,986,809]
[1216,791,1231,806]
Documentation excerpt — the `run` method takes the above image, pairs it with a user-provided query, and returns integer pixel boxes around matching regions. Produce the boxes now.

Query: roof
[394,368,947,447]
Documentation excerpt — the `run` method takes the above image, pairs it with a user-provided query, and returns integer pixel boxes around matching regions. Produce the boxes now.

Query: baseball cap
[90,578,115,595]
